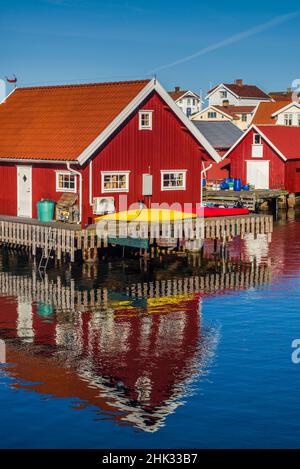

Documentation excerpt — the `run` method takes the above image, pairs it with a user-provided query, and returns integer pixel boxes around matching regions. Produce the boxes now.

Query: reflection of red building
[238,214,300,279]
[0,289,216,432]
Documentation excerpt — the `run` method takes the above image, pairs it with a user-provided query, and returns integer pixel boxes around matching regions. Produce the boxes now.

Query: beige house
[192,104,256,130]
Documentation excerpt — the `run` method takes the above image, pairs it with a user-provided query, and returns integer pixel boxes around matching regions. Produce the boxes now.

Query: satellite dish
[5,75,17,84]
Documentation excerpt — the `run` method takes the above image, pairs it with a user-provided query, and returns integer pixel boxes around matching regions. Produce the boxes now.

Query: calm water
[0,211,299,449]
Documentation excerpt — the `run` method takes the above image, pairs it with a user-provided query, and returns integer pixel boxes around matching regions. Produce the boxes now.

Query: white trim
[0,87,16,105]
[153,81,221,162]
[55,170,77,193]
[66,163,82,223]
[249,103,260,125]
[253,133,261,145]
[271,101,300,117]
[77,80,155,165]
[17,165,32,218]
[160,170,187,191]
[89,160,93,206]
[222,124,288,162]
[138,110,153,130]
[101,171,130,193]
[77,79,221,165]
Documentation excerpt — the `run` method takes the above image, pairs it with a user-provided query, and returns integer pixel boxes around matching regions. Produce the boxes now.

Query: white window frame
[220,90,227,99]
[138,110,153,130]
[101,171,130,193]
[208,111,217,118]
[161,170,187,191]
[241,113,247,122]
[56,171,77,193]
[284,113,293,126]
[253,133,261,145]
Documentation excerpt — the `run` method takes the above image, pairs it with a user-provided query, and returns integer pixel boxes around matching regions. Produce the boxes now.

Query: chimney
[222,99,230,108]
[174,86,180,93]
[234,79,243,87]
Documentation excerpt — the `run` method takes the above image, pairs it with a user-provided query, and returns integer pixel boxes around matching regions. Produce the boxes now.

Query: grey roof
[192,121,243,149]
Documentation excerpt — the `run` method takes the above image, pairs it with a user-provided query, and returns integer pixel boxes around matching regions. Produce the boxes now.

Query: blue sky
[0,0,300,96]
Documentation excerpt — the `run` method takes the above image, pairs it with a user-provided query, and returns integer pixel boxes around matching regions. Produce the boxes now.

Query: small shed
[223,124,300,192]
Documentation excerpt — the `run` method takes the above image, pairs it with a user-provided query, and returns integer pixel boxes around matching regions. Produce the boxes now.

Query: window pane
[163,172,184,189]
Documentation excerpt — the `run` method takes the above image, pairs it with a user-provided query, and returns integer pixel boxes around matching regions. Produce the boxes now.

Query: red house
[224,124,300,193]
[0,79,220,226]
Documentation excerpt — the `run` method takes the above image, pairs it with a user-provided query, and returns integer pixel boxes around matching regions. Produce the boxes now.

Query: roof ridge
[17,78,151,92]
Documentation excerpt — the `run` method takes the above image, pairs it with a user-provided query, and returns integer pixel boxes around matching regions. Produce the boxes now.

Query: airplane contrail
[149,11,300,73]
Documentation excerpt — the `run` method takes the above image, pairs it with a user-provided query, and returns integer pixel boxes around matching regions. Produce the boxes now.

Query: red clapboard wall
[229,128,285,189]
[81,91,210,225]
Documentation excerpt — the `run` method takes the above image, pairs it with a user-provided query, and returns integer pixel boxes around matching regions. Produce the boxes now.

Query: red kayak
[188,206,249,218]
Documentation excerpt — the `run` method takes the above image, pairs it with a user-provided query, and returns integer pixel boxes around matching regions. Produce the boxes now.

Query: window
[253,133,261,145]
[56,171,76,193]
[208,111,217,118]
[241,113,247,122]
[139,111,153,130]
[220,90,227,99]
[161,170,186,190]
[101,171,129,193]
[193,98,197,105]
[284,113,293,126]
[186,98,191,105]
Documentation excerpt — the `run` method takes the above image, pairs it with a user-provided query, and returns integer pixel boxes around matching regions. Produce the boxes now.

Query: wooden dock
[0,213,273,262]
[204,189,289,211]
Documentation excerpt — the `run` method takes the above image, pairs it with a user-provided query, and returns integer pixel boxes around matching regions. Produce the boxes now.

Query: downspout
[67,162,82,224]
[200,162,213,206]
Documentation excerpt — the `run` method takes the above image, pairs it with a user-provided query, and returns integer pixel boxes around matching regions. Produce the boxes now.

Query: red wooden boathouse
[0,79,220,226]
[224,124,300,193]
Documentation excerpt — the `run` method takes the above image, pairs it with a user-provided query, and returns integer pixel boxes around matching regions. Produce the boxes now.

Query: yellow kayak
[96,208,196,223]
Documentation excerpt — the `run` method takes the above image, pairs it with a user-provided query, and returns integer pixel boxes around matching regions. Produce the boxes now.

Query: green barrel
[37,200,55,222]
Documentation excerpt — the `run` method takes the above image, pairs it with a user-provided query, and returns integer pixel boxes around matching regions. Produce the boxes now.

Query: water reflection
[0,228,281,432]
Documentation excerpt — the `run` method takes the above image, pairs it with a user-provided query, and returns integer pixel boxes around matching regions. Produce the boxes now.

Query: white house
[206,79,272,107]
[271,102,300,126]
[168,86,202,117]
[251,100,300,126]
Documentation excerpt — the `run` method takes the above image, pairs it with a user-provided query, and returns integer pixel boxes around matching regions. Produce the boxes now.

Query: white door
[246,161,269,189]
[17,166,32,217]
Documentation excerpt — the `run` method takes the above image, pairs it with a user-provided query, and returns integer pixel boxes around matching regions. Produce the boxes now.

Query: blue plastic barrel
[234,179,242,192]
[243,184,250,191]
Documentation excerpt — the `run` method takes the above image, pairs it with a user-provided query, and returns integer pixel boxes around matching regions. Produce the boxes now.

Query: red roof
[257,125,300,160]
[0,79,150,161]
[268,91,293,102]
[252,101,290,125]
[215,105,256,119]
[208,83,270,100]
[168,90,199,101]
